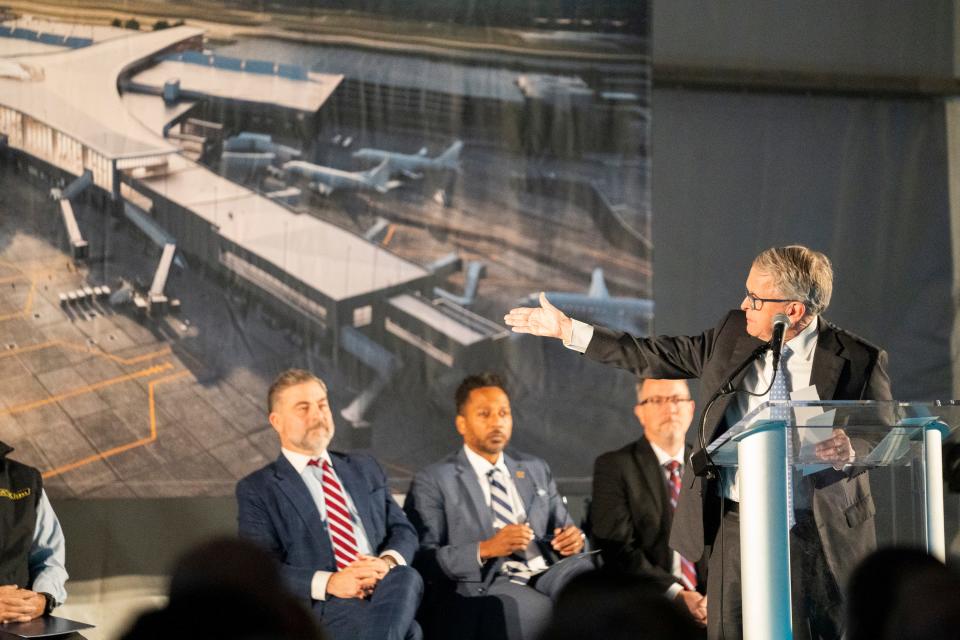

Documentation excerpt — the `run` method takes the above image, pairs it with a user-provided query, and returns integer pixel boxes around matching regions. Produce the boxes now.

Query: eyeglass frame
[637,396,694,407]
[743,289,806,311]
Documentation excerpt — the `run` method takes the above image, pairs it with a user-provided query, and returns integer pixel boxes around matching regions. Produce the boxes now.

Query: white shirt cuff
[380,550,406,567]
[311,570,334,601]
[665,582,684,600]
[563,319,594,353]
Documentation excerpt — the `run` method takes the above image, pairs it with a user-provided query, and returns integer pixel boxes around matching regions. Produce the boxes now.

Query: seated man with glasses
[590,379,707,630]
[504,245,891,640]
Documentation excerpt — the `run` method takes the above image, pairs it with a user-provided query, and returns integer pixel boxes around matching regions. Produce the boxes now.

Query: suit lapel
[708,333,764,441]
[632,439,666,520]
[331,453,377,545]
[811,321,845,401]
[504,452,535,519]
[455,449,496,539]
[273,455,331,551]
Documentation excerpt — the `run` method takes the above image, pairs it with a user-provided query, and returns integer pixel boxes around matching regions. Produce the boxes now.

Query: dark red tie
[665,460,697,590]
[309,458,360,570]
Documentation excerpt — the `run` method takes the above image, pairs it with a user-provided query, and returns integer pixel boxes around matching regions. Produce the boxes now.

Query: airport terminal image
[0,2,959,640]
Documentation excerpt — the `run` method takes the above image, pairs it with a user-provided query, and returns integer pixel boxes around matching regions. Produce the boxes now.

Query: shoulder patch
[0,487,31,500]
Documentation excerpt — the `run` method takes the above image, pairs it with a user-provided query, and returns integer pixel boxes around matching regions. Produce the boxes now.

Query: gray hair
[753,245,833,315]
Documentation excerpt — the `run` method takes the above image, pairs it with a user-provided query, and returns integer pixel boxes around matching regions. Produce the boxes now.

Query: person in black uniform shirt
[0,441,68,623]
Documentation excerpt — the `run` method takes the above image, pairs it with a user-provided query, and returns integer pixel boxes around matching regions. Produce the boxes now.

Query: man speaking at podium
[504,246,892,640]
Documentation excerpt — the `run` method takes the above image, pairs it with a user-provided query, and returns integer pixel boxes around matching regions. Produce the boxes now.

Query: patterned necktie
[664,460,697,590]
[487,468,537,584]
[309,458,360,570]
[488,467,516,528]
[769,346,796,529]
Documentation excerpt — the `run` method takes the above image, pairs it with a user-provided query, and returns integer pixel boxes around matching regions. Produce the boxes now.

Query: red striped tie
[665,460,698,591]
[312,458,360,570]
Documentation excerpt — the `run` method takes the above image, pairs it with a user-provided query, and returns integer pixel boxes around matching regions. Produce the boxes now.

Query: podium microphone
[691,314,792,479]
[770,313,791,367]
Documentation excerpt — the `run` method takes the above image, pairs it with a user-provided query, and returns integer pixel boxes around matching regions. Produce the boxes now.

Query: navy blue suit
[237,451,422,640]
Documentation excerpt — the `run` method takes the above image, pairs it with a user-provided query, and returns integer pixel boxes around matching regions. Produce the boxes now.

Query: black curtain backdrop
[650,89,951,402]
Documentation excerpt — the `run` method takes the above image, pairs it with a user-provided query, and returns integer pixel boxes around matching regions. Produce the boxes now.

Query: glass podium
[706,400,957,640]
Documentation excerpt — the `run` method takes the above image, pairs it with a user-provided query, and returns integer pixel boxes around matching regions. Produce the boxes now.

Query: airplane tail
[365,160,394,192]
[438,140,463,165]
[588,267,610,298]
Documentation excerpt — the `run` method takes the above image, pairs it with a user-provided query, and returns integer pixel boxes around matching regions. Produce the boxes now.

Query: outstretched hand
[504,293,572,341]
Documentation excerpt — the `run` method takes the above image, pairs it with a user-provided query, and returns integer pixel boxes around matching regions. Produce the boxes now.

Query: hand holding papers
[789,386,843,473]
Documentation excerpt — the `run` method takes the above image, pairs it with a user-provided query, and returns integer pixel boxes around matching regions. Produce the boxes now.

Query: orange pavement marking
[52,341,172,366]
[0,261,192,479]
[42,370,191,479]
[0,340,171,366]
[0,279,36,322]
[0,260,75,322]
[0,362,173,417]
[381,224,396,247]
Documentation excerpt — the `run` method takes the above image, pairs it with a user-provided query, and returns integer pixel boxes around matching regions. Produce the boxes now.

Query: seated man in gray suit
[404,373,596,640]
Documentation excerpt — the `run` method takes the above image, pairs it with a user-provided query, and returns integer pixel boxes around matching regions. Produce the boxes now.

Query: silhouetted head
[540,570,701,640]
[122,536,324,640]
[846,546,960,640]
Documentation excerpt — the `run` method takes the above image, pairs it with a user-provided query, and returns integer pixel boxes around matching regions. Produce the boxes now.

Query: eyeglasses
[638,396,693,406]
[743,289,800,311]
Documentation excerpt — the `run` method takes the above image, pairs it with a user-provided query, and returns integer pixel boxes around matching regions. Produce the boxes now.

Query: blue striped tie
[488,468,534,584]
[770,345,795,529]
[488,468,516,529]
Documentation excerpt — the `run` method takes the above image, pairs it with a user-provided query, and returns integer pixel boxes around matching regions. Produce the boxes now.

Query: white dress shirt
[563,319,595,354]
[721,317,818,502]
[30,489,68,606]
[281,448,405,601]
[462,445,528,523]
[647,440,687,601]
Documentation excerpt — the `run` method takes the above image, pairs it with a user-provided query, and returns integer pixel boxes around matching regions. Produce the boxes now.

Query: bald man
[591,379,707,628]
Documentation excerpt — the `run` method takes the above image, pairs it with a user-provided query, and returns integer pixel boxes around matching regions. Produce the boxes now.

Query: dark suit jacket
[237,451,418,601]
[403,448,576,597]
[591,439,706,593]
[584,309,892,588]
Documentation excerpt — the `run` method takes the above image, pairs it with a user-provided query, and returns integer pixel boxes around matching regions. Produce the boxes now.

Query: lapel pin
[516,470,525,479]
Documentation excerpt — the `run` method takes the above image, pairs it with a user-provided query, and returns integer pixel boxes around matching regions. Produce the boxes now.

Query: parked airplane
[352,140,463,178]
[281,158,400,196]
[519,268,654,337]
